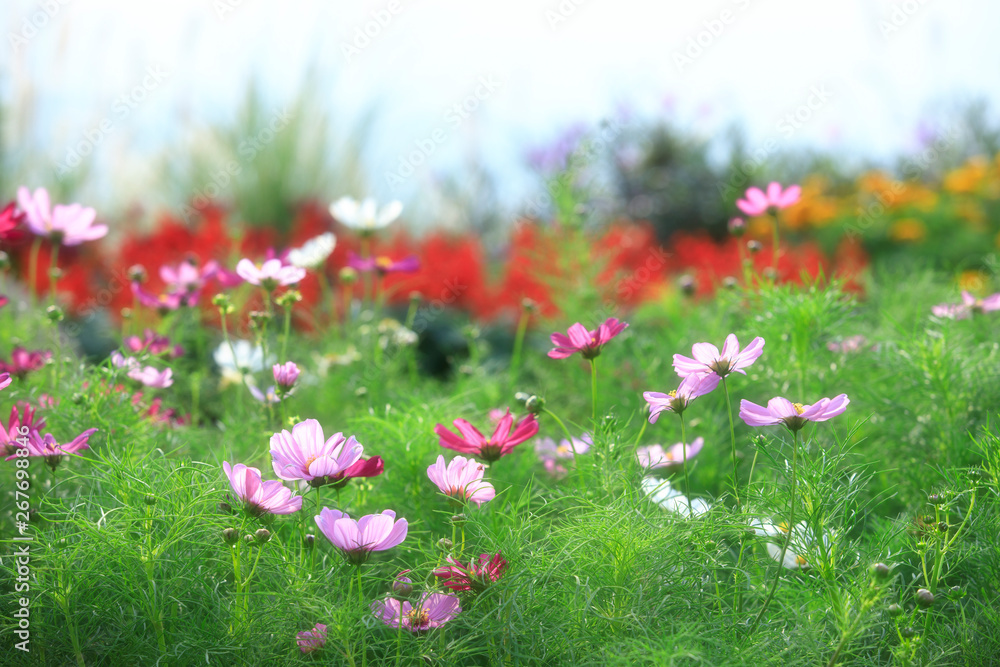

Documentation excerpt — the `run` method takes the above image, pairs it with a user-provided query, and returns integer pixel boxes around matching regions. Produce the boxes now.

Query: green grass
[2,266,999,666]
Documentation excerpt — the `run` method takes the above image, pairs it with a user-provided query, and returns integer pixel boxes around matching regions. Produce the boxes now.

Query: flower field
[2,162,1000,667]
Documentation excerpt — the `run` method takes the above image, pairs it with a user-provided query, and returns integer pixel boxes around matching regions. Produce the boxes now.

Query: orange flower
[888,218,926,242]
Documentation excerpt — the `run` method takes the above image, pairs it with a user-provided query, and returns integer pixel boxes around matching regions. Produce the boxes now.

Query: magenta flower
[347,252,420,275]
[272,362,300,391]
[235,258,305,290]
[371,592,460,632]
[636,438,704,471]
[222,461,303,516]
[0,295,7,310]
[548,318,628,360]
[534,433,591,478]
[0,201,25,239]
[643,373,721,421]
[435,410,539,462]
[735,182,802,216]
[5,428,97,471]
[426,455,495,506]
[131,282,189,311]
[0,347,51,379]
[932,291,1000,319]
[269,419,382,488]
[296,623,327,654]
[125,329,183,357]
[673,334,765,379]
[17,186,107,246]
[433,552,508,593]
[739,394,850,432]
[2,404,47,455]
[315,508,408,565]
[0,373,10,392]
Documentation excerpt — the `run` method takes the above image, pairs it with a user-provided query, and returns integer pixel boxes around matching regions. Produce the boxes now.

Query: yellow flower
[944,157,988,194]
[888,218,926,242]
[958,270,987,293]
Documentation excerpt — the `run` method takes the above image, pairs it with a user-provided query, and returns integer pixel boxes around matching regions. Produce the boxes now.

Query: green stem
[680,412,691,501]
[49,243,60,304]
[280,301,292,363]
[722,377,740,508]
[510,307,529,384]
[750,428,800,633]
[590,358,598,423]
[318,269,334,329]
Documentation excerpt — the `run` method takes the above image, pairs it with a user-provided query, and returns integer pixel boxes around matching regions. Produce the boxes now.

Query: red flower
[433,552,508,593]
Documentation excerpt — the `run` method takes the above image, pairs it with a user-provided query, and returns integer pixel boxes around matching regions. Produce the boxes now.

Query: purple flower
[673,334,764,379]
[735,182,801,217]
[548,318,629,360]
[5,428,97,471]
[426,455,495,506]
[296,623,327,654]
[222,461,302,516]
[371,592,460,632]
[17,186,107,246]
[269,419,372,488]
[235,258,305,289]
[314,508,407,565]
[636,438,704,471]
[739,394,850,432]
[643,374,721,421]
[272,362,300,390]
[347,252,420,275]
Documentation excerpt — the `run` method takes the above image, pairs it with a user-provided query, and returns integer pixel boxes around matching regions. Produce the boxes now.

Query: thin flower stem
[48,243,60,304]
[280,301,292,363]
[722,377,740,508]
[510,307,529,384]
[750,428,799,633]
[590,358,598,423]
[318,269,334,328]
[680,412,691,500]
[632,415,648,448]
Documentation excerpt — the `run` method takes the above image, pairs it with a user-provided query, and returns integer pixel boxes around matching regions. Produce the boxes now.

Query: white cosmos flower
[329,196,403,232]
[751,519,830,570]
[288,233,336,269]
[214,341,274,386]
[641,477,711,518]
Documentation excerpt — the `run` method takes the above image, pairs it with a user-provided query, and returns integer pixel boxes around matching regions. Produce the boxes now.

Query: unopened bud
[144,494,156,506]
[211,293,233,314]
[514,392,531,406]
[121,307,133,321]
[871,563,891,580]
[46,305,64,323]
[728,217,746,236]
[339,267,358,285]
[276,290,302,308]
[678,274,696,296]
[916,588,934,608]
[887,603,903,617]
[722,276,738,290]
[927,494,944,505]
[938,521,948,532]
[392,570,414,597]
[243,534,255,545]
[524,395,545,415]
[436,538,453,552]
[521,298,536,313]
[303,533,315,549]
[218,502,234,515]
[255,528,271,544]
[747,240,763,254]
[901,627,916,638]
[450,514,467,526]
[222,528,238,546]
[409,291,423,305]
[128,265,148,284]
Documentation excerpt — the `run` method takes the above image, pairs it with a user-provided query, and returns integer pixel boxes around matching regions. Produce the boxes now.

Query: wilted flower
[735,182,801,216]
[435,410,539,462]
[534,433,591,478]
[315,508,407,565]
[270,419,383,488]
[17,186,106,245]
[296,623,327,654]
[6,428,97,471]
[433,552,508,593]
[739,395,849,432]
[236,258,306,290]
[641,478,711,517]
[288,233,336,270]
[0,347,52,379]
[426,455,495,506]
[222,461,303,516]
[636,438,704,471]
[330,196,403,233]
[643,373,720,421]
[673,334,765,379]
[548,318,629,360]
[347,252,420,275]
[371,592,460,632]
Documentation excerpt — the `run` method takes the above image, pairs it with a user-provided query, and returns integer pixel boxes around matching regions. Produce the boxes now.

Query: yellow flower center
[375,256,394,270]
[406,608,430,626]
[793,403,805,415]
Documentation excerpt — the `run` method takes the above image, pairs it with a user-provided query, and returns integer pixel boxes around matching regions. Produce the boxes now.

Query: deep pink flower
[315,508,407,565]
[0,373,10,392]
[735,182,801,216]
[643,373,721,421]
[548,318,628,360]
[435,410,539,462]
[426,455,495,506]
[371,592,460,632]
[636,438,704,471]
[296,623,327,654]
[131,282,189,311]
[0,295,7,310]
[932,291,1000,319]
[5,428,97,471]
[0,201,24,239]
[272,362,300,390]
[222,461,303,516]
[235,258,305,289]
[1,404,47,455]
[433,553,508,593]
[739,394,849,432]
[16,186,106,246]
[673,334,765,379]
[0,347,51,379]
[269,419,377,488]
[347,252,420,275]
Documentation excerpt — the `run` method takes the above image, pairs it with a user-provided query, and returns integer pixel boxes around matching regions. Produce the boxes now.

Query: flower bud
[871,563,891,580]
[901,627,916,638]
[927,493,944,505]
[276,289,302,308]
[524,395,545,415]
[678,274,696,296]
[450,514,467,526]
[938,521,948,532]
[46,305,64,323]
[339,267,358,285]
[409,291,423,305]
[144,494,157,506]
[243,534,255,545]
[521,298,537,313]
[392,570,414,597]
[222,528,239,546]
[219,502,234,515]
[728,217,746,236]
[128,265,148,283]
[887,603,903,617]
[255,528,272,544]
[303,533,315,549]
[514,392,531,406]
[916,588,934,608]
[121,307,133,321]
[211,293,233,313]
[722,276,738,290]
[436,538,453,552]
[747,240,763,254]
[0,250,10,271]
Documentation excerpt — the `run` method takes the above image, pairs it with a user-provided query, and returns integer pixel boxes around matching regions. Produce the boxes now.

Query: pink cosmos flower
[0,347,52,379]
[0,295,7,310]
[248,384,282,404]
[643,374,721,421]
[0,373,10,392]
[371,592,460,632]
[272,362,300,390]
[826,335,867,354]
[269,419,384,488]
[222,461,303,516]
[131,282,189,311]
[739,394,849,432]
[6,428,97,471]
[314,508,408,565]
[673,334,765,379]
[433,552,508,593]
[125,330,182,357]
[426,455,495,506]
[534,433,591,478]
[0,201,25,239]
[636,437,704,471]
[296,623,327,654]
[932,291,1000,319]
[1,404,47,455]
[435,410,539,462]
[235,258,305,290]
[347,252,420,275]
[548,318,629,360]
[17,187,107,246]
[129,365,173,388]
[735,182,802,217]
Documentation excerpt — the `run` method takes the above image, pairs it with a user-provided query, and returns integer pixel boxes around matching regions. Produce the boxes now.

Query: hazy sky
[4,0,999,221]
